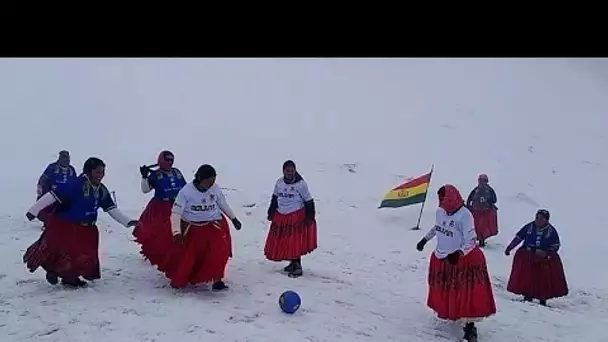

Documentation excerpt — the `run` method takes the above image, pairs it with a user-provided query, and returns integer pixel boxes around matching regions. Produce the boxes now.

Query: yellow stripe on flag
[382,182,429,201]
[379,168,434,209]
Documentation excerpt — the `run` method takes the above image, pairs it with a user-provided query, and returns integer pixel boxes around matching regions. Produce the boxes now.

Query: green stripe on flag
[379,192,427,208]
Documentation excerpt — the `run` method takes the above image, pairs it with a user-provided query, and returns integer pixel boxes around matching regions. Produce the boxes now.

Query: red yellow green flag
[379,172,432,208]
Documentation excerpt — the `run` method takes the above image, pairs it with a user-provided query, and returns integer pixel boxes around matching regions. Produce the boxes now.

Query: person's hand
[139,165,150,178]
[416,238,427,251]
[232,218,242,230]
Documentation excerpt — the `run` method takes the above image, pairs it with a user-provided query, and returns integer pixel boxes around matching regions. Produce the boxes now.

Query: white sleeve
[28,192,57,216]
[273,180,280,196]
[424,226,437,241]
[170,189,187,236]
[460,210,477,255]
[140,178,152,193]
[107,208,132,227]
[298,181,313,201]
[424,208,443,240]
[171,188,187,217]
[170,213,181,236]
[216,188,236,220]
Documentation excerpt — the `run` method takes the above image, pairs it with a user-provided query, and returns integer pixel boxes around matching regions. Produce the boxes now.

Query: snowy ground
[1,58,607,341]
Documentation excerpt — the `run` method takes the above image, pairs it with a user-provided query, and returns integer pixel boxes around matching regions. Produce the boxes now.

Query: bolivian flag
[379,172,432,208]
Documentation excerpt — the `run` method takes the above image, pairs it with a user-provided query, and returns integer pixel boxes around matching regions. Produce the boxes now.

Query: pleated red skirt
[507,247,568,300]
[38,203,57,225]
[23,214,101,281]
[133,199,174,265]
[133,199,233,263]
[264,208,317,261]
[158,217,230,288]
[427,247,496,321]
[471,208,498,240]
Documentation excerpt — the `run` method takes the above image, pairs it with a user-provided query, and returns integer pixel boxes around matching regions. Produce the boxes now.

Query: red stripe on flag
[393,172,431,190]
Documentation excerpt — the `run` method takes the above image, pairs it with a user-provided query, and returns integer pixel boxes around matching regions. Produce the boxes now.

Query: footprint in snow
[582,160,602,167]
[341,163,357,173]
[515,192,540,207]
[491,275,507,290]
[227,312,262,324]
[15,279,38,286]
[334,299,355,308]
[186,325,201,333]
[36,327,60,337]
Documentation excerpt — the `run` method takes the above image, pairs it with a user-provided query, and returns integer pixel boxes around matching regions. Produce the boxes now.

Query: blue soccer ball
[279,290,301,314]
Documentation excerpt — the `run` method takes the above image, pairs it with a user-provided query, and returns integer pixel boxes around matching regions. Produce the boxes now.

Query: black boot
[212,280,229,291]
[478,239,486,247]
[45,271,59,285]
[288,259,303,278]
[283,261,296,273]
[61,278,87,288]
[539,299,547,306]
[524,295,533,302]
[463,322,478,341]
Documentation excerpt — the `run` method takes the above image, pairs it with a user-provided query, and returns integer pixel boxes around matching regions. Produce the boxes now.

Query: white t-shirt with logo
[423,206,477,259]
[273,178,313,214]
[172,182,236,223]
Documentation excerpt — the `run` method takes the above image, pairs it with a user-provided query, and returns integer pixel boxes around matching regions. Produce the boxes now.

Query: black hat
[536,209,550,220]
[195,164,216,182]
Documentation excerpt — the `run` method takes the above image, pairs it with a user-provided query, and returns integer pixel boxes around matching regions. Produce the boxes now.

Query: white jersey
[273,178,313,214]
[172,182,236,223]
[424,206,477,259]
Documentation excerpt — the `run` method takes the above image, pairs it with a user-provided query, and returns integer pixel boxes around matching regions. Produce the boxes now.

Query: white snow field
[0,58,607,342]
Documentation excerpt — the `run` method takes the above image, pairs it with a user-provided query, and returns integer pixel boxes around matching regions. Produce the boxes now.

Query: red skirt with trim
[158,217,230,288]
[133,199,233,261]
[507,247,568,300]
[471,208,498,240]
[221,213,233,258]
[23,214,101,281]
[427,247,496,321]
[264,208,317,261]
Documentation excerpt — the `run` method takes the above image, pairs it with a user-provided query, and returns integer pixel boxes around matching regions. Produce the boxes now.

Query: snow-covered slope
[1,58,607,342]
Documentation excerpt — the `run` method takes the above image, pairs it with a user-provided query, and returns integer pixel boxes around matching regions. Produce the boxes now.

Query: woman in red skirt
[133,150,187,266]
[23,157,138,288]
[416,184,496,342]
[265,160,317,278]
[466,174,499,247]
[161,164,242,291]
[505,209,568,306]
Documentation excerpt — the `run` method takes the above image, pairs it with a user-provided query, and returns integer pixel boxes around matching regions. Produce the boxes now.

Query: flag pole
[412,164,434,230]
